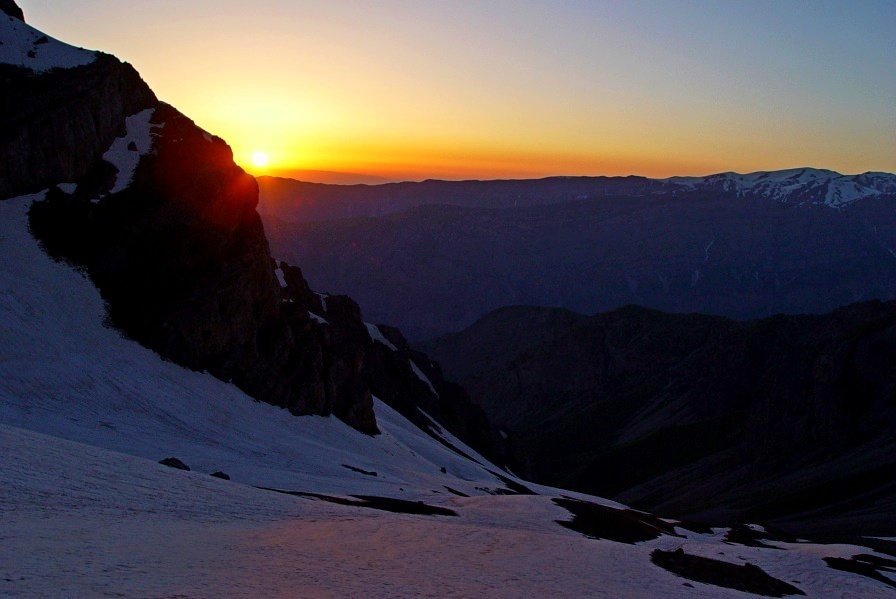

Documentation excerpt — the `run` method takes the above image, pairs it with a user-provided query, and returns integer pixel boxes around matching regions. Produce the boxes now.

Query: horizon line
[254,166,896,187]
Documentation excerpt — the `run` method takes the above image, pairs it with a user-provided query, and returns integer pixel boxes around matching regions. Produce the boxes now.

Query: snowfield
[5,425,894,598]
[2,192,895,597]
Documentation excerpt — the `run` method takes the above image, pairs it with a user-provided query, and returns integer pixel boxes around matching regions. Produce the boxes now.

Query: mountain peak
[0,0,24,21]
[668,167,895,207]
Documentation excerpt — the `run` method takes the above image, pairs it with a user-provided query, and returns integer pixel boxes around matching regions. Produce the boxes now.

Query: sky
[19,0,896,182]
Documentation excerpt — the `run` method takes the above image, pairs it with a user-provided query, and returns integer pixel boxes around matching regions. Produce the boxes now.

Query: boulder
[158,457,190,471]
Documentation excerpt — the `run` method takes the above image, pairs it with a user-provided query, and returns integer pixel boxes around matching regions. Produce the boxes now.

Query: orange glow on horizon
[42,3,889,183]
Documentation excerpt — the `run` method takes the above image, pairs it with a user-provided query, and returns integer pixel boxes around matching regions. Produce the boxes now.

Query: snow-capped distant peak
[0,14,96,73]
[666,167,896,208]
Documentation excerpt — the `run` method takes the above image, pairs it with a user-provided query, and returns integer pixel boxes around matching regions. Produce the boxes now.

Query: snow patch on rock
[102,109,161,195]
[410,360,438,396]
[274,266,287,288]
[308,311,328,325]
[365,322,398,351]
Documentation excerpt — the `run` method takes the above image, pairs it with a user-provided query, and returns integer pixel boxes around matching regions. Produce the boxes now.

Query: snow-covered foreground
[0,193,512,499]
[2,192,895,597]
[3,425,893,598]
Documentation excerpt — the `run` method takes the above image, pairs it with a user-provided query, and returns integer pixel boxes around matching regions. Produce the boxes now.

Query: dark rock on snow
[210,471,230,480]
[259,488,459,517]
[158,457,190,471]
[823,555,896,590]
[650,548,805,597]
[553,497,679,544]
[342,464,377,477]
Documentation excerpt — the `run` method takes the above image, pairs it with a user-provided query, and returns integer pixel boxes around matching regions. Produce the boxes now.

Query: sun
[251,150,270,168]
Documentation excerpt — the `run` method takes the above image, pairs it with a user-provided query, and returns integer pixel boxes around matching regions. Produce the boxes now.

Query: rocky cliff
[4,1,500,459]
[0,8,156,199]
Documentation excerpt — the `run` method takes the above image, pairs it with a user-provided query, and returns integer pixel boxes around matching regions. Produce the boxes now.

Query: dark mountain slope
[422,301,896,535]
[0,18,156,199]
[267,191,896,340]
[257,175,670,222]
[258,168,896,224]
[3,3,501,460]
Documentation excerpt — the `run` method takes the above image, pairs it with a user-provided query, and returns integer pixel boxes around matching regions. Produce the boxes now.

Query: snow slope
[4,425,895,598]
[0,13,95,72]
[2,191,895,597]
[0,192,514,498]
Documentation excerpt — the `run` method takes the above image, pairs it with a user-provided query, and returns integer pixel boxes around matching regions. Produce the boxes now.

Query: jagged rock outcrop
[0,48,156,198]
[10,15,500,457]
[278,262,503,460]
[362,322,502,461]
[28,103,377,434]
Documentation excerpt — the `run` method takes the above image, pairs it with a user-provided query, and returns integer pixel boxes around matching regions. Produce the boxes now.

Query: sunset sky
[22,0,896,182]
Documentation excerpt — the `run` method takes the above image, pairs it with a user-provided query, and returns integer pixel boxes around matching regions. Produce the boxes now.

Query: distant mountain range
[261,169,896,340]
[259,168,896,223]
[421,301,896,536]
[265,170,392,185]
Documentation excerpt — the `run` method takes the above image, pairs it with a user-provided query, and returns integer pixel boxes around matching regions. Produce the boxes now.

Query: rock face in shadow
[278,263,504,460]
[9,16,504,456]
[360,320,504,463]
[28,102,383,433]
[0,0,24,20]
[423,301,896,535]
[0,53,157,199]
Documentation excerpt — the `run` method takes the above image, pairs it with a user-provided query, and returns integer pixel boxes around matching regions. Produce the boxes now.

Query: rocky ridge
[3,2,499,457]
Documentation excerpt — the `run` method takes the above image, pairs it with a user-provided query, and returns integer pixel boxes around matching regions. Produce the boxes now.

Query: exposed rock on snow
[158,457,190,471]
[650,548,806,597]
